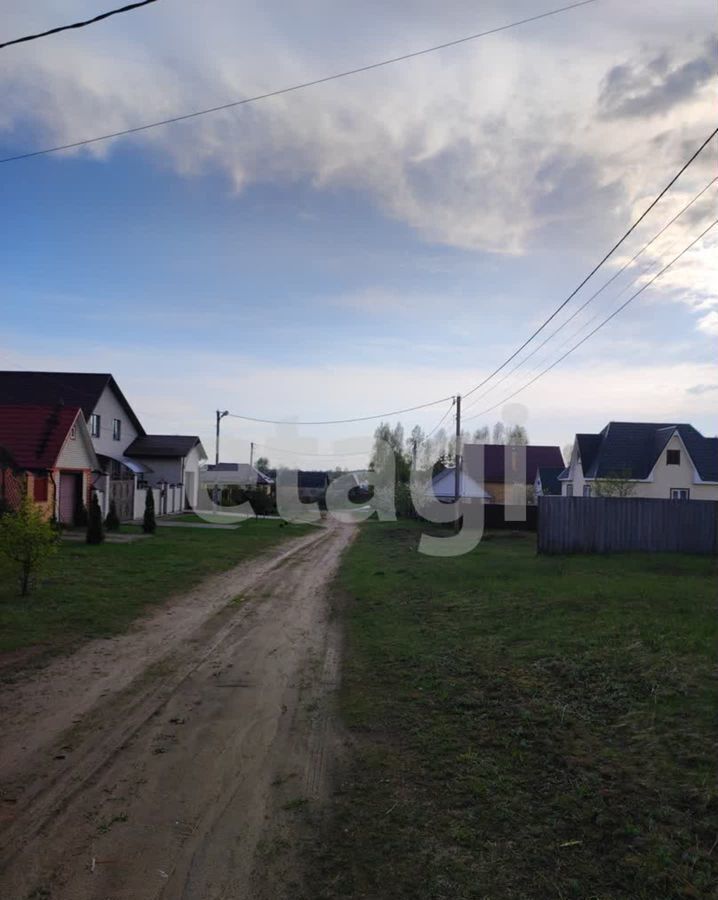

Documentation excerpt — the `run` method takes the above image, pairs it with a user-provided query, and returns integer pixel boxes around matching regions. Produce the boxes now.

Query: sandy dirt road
[0,522,355,900]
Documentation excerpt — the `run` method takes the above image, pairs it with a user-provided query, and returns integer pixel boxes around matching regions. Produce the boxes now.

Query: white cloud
[2,1,715,260]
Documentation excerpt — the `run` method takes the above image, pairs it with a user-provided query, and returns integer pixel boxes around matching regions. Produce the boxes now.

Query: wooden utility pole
[250,441,255,467]
[453,394,461,509]
[215,409,229,464]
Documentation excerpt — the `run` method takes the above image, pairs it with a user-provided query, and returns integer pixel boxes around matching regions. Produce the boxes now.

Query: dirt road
[0,522,354,900]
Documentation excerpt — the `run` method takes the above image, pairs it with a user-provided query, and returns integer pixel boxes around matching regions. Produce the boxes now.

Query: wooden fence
[538,496,718,555]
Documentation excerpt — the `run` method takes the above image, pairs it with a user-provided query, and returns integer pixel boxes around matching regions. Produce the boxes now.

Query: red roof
[0,405,82,470]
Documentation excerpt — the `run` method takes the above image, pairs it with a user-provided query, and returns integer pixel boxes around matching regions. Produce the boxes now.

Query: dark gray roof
[298,470,330,489]
[578,422,718,482]
[126,434,204,459]
[536,466,563,495]
[0,371,145,436]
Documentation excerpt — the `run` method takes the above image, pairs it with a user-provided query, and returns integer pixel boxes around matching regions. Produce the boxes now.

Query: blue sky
[2,0,716,464]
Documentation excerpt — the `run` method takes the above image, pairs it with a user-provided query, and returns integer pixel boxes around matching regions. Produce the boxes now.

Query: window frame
[565,483,574,497]
[90,413,101,438]
[670,488,689,500]
[583,484,592,497]
[112,418,122,441]
[666,449,680,466]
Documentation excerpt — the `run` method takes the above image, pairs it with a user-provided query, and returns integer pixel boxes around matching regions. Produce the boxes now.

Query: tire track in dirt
[0,522,355,900]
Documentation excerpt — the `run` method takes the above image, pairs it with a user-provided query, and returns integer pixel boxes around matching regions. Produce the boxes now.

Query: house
[534,465,564,498]
[125,435,207,513]
[0,372,206,519]
[560,422,718,500]
[200,463,274,494]
[0,404,99,523]
[481,444,565,504]
[297,470,330,503]
[430,467,492,502]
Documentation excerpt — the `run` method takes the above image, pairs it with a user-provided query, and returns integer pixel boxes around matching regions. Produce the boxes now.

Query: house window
[33,476,48,502]
[70,426,76,440]
[670,488,689,500]
[112,418,122,441]
[565,483,574,497]
[90,414,101,437]
[666,449,680,466]
[583,484,592,497]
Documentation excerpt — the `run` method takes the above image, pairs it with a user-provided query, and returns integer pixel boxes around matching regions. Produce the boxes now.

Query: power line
[0,0,598,164]
[425,399,456,440]
[226,394,455,427]
[461,126,718,401]
[461,176,718,416]
[0,1,159,50]
[462,218,718,422]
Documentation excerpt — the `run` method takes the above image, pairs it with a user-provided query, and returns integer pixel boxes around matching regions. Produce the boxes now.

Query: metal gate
[110,476,135,522]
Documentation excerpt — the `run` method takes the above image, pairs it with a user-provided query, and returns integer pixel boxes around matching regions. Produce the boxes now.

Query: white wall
[133,486,162,521]
[89,384,140,458]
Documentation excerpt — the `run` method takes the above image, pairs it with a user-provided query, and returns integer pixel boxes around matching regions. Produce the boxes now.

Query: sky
[1,0,717,467]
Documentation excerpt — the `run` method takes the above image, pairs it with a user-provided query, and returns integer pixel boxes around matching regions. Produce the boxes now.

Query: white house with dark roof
[126,434,207,511]
[560,422,718,501]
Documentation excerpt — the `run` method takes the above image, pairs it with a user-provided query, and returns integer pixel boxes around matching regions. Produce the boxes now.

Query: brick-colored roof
[0,404,81,470]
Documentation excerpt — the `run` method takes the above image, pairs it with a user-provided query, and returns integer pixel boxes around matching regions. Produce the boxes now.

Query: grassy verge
[310,523,718,899]
[0,519,311,659]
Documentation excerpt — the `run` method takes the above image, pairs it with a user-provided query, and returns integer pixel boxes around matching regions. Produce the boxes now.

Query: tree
[255,456,271,475]
[492,422,506,444]
[143,488,156,534]
[104,499,120,531]
[473,425,489,442]
[592,471,636,497]
[0,495,58,596]
[562,443,574,466]
[507,424,529,445]
[73,496,88,528]
[86,491,105,544]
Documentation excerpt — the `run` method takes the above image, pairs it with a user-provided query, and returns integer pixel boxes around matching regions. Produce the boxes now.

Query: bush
[86,491,105,544]
[0,495,58,596]
[73,496,88,528]
[143,488,156,534]
[105,499,120,531]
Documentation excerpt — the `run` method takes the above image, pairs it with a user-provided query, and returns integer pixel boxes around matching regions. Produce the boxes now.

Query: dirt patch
[0,522,355,899]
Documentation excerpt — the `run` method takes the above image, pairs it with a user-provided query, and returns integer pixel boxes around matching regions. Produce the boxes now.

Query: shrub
[105,499,121,531]
[86,492,105,544]
[0,495,58,596]
[73,496,89,528]
[143,488,156,534]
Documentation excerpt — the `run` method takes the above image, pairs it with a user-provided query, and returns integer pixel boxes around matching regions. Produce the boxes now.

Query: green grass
[0,519,310,659]
[309,523,718,900]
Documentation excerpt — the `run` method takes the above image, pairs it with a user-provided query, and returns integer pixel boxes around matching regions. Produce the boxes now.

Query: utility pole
[453,394,461,527]
[215,409,229,466]
[250,441,254,467]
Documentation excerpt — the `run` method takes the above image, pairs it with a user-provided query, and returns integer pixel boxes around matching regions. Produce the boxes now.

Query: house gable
[56,412,99,472]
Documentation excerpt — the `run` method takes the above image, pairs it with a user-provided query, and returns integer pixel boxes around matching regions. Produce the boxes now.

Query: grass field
[310,523,718,900]
[0,519,309,659]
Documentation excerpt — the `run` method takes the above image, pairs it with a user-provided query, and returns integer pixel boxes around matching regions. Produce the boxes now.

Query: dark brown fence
[538,496,718,555]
